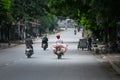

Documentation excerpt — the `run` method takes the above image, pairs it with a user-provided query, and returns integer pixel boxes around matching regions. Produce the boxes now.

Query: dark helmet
[56,34,60,39]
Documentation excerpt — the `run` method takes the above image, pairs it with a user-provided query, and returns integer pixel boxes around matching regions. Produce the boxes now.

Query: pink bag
[51,43,68,53]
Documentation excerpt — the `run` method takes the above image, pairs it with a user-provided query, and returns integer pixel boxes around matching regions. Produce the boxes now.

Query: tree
[48,0,120,42]
[11,0,50,22]
[0,0,12,26]
[0,0,14,42]
[10,0,52,39]
[39,14,58,35]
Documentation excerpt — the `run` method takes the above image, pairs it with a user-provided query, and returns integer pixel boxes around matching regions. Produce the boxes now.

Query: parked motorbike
[52,43,67,59]
[25,45,34,58]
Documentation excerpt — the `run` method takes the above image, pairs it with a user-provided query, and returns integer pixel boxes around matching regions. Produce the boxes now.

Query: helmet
[56,34,60,39]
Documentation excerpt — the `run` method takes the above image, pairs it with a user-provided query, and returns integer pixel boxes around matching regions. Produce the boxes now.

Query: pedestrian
[82,29,84,37]
[87,35,92,50]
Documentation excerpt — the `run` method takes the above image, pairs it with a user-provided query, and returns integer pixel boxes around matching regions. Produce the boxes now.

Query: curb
[0,44,18,50]
[0,43,24,50]
[94,53,120,74]
[107,58,120,74]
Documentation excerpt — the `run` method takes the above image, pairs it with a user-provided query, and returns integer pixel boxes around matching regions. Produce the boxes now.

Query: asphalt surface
[0,28,119,80]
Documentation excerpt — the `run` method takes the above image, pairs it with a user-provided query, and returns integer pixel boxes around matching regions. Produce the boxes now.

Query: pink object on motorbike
[52,43,68,53]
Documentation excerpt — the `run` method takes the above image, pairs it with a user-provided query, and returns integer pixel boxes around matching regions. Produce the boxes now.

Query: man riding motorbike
[41,34,48,48]
[25,35,34,58]
[25,35,33,49]
[52,34,67,55]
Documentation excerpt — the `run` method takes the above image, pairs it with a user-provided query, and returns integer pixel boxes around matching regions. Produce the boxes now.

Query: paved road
[0,28,117,80]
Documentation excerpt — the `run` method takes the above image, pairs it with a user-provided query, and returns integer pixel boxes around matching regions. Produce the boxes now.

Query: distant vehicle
[78,39,87,50]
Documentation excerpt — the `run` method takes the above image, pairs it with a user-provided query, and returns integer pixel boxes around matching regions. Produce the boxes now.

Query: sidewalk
[0,43,17,49]
[0,40,24,50]
[93,46,120,74]
[0,38,39,50]
[104,53,120,74]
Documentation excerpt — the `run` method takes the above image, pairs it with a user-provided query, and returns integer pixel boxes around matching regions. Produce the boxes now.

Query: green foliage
[51,1,118,21]
[0,0,12,25]
[39,14,58,33]
[48,0,120,42]
[0,0,11,11]
[11,0,50,22]
[48,0,120,32]
[80,16,93,30]
[48,0,91,29]
[10,0,56,34]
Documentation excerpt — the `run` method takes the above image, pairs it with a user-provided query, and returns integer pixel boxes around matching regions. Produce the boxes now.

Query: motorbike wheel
[43,47,46,50]
[27,54,31,58]
[57,54,62,59]
[42,44,47,50]
[25,51,33,58]
[82,47,84,50]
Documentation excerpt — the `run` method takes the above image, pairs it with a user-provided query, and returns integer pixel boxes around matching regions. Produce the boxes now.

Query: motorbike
[74,30,76,35]
[55,46,64,59]
[25,45,34,58]
[74,32,76,35]
[42,43,48,50]
[52,43,67,59]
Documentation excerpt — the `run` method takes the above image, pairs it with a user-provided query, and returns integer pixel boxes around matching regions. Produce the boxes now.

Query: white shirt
[56,39,63,43]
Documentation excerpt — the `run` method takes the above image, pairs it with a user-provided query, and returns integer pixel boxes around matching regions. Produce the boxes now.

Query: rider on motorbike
[52,34,67,54]
[74,29,77,35]
[25,35,33,49]
[41,34,48,48]
[56,34,63,43]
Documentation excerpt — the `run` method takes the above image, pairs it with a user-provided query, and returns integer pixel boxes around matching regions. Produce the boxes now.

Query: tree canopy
[0,0,11,25]
[11,0,50,22]
[0,0,58,41]
[48,0,120,41]
[1,0,120,41]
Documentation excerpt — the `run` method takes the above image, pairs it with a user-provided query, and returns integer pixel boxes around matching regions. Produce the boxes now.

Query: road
[0,28,117,80]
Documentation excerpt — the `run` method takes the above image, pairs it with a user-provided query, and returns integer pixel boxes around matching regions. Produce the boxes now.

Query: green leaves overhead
[48,0,120,30]
[0,0,11,24]
[48,0,120,42]
[39,14,57,32]
[11,0,50,21]
[0,0,11,11]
